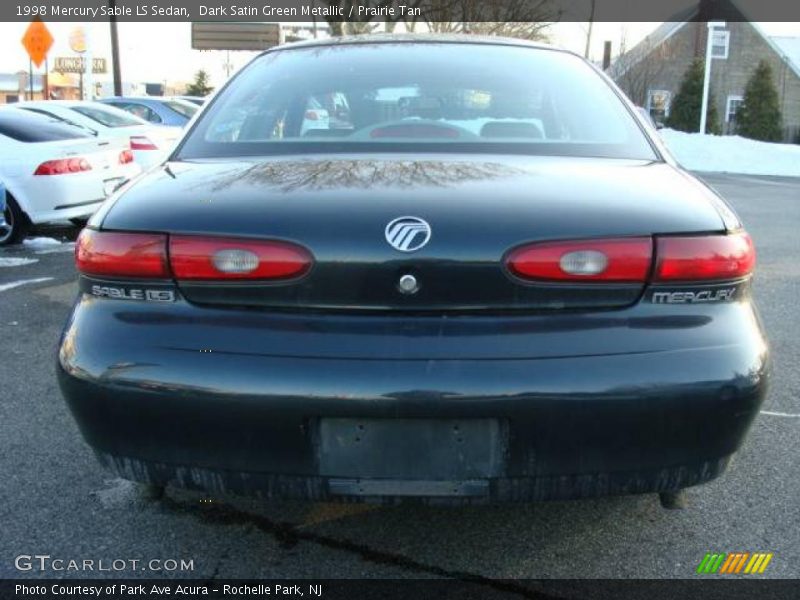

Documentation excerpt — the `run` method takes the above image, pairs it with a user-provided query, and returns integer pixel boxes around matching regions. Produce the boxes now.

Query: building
[45,72,81,100]
[610,0,800,142]
[0,73,43,103]
[0,72,82,103]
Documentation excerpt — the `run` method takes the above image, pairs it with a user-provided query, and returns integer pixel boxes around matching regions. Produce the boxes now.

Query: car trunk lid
[99,154,728,312]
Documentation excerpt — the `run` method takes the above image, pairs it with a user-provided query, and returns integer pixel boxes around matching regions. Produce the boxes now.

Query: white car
[0,107,141,245]
[17,101,181,169]
[300,97,330,135]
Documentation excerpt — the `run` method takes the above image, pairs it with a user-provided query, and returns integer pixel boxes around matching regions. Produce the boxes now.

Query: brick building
[609,0,800,142]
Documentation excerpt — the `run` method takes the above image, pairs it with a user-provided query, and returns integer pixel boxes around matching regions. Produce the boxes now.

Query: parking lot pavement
[1,173,797,582]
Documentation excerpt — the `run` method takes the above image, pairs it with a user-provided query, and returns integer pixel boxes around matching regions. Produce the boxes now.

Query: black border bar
[4,0,800,23]
[3,579,800,600]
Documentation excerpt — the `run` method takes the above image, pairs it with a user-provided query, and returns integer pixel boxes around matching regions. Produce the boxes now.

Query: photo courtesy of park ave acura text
[0,0,799,597]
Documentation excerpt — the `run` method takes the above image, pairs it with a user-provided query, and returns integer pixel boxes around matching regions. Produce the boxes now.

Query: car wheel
[70,218,89,228]
[0,195,30,246]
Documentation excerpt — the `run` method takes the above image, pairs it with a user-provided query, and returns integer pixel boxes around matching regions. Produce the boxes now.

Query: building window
[726,95,744,124]
[711,30,730,59]
[647,90,672,123]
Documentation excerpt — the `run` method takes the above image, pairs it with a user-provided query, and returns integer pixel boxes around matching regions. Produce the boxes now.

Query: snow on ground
[22,237,63,249]
[0,257,38,267]
[660,129,800,177]
[0,277,53,293]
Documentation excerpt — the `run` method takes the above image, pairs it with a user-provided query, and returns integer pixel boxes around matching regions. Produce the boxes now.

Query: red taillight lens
[119,149,134,164]
[304,110,320,121]
[506,237,653,282]
[75,229,169,278]
[654,232,755,281]
[130,136,158,151]
[169,236,313,281]
[34,158,91,176]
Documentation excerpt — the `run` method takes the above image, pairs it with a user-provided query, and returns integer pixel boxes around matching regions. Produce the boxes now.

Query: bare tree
[613,42,672,107]
[320,0,428,36]
[426,0,560,40]
[319,0,559,41]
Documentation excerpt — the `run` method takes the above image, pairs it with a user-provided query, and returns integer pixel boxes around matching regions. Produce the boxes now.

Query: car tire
[70,218,89,228]
[0,195,30,246]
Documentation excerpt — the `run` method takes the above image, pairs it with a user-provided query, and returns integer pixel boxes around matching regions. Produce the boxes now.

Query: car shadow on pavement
[147,483,659,578]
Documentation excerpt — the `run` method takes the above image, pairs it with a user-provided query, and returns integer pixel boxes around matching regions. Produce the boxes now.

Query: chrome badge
[385,216,431,252]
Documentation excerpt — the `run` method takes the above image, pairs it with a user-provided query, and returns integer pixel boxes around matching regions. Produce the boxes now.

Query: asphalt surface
[1,172,798,583]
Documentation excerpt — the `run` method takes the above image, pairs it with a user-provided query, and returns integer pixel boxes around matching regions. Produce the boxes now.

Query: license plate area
[317,418,507,480]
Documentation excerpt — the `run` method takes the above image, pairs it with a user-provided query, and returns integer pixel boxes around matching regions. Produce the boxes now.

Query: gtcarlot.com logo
[14,554,194,573]
[696,552,773,574]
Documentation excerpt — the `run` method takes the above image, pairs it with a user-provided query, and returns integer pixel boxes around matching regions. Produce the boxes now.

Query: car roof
[104,96,195,106]
[103,97,161,103]
[269,33,566,54]
[18,100,106,108]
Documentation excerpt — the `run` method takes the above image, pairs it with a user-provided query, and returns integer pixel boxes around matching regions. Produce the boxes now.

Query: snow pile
[660,129,800,177]
[22,237,63,248]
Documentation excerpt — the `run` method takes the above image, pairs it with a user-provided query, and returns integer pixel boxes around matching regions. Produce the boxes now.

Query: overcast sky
[0,21,798,89]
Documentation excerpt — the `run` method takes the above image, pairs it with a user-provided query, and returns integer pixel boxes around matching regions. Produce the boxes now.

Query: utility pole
[109,0,123,96]
[223,51,233,78]
[83,25,94,100]
[584,0,596,59]
[311,0,318,38]
[700,21,725,134]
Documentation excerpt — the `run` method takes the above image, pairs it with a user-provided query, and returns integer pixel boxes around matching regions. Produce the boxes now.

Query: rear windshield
[71,104,144,128]
[164,100,198,118]
[178,42,657,160]
[0,109,91,142]
[19,107,97,135]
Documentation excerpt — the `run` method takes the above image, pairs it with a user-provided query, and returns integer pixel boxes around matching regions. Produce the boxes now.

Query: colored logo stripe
[697,553,726,573]
[745,553,773,574]
[697,552,773,574]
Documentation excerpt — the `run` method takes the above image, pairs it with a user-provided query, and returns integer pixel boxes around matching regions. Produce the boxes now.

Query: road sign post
[21,18,54,100]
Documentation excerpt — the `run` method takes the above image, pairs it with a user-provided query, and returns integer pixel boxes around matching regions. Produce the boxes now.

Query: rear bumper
[91,451,732,504]
[57,292,769,502]
[13,163,140,224]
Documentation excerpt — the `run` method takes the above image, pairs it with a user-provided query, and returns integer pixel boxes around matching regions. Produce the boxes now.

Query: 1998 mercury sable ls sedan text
[58,36,769,504]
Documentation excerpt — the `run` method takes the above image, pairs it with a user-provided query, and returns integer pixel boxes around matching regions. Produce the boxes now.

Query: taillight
[130,136,158,151]
[169,236,313,281]
[304,110,320,121]
[119,149,134,164]
[75,229,169,278]
[506,238,652,282]
[34,157,91,176]
[654,232,755,281]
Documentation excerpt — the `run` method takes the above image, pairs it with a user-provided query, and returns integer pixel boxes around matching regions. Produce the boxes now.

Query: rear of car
[177,96,207,106]
[18,101,181,169]
[58,39,768,503]
[68,103,181,168]
[100,97,198,127]
[0,108,140,243]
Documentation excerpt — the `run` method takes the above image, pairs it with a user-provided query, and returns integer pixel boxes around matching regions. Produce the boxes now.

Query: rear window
[0,109,91,142]
[71,104,144,128]
[164,100,197,118]
[179,42,657,160]
[19,107,96,135]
